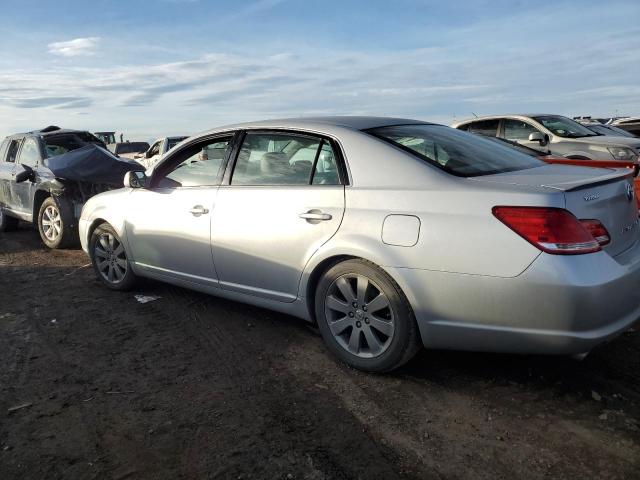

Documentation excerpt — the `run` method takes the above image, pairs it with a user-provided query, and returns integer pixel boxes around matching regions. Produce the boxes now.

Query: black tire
[315,259,421,372]
[0,207,19,232]
[37,197,77,249]
[89,223,137,291]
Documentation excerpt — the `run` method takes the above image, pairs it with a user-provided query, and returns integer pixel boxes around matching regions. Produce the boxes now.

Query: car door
[212,130,346,302]
[0,139,12,209]
[12,136,41,216]
[126,134,234,286]
[1,139,24,214]
[502,118,549,153]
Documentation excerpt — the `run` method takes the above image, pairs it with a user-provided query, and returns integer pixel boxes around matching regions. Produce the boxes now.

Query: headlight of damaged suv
[608,147,638,161]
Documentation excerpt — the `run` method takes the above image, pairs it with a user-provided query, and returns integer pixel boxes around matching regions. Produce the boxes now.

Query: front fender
[79,190,132,253]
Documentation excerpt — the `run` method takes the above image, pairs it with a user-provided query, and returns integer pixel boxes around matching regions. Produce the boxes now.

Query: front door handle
[189,205,209,217]
[299,210,332,221]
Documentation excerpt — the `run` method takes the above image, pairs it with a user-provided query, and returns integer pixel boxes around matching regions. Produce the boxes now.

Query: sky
[0,0,638,141]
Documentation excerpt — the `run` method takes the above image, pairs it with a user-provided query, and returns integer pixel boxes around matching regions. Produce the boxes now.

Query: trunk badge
[583,193,600,201]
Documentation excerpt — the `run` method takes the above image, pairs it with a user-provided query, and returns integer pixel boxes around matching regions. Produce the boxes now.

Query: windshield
[367,124,543,177]
[533,115,597,138]
[587,124,635,138]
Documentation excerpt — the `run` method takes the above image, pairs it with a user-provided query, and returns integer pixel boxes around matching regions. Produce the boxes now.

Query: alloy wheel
[94,232,128,284]
[324,274,395,358]
[41,205,62,241]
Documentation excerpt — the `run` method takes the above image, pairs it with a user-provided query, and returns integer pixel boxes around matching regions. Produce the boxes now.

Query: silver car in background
[79,117,640,372]
[452,114,640,161]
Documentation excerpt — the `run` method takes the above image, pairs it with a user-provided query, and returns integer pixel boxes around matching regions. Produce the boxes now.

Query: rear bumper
[386,243,640,355]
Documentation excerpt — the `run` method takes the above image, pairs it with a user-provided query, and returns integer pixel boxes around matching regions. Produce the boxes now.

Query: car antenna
[471,112,478,118]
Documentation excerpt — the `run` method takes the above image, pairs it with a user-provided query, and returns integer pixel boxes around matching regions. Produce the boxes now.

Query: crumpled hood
[45,144,144,186]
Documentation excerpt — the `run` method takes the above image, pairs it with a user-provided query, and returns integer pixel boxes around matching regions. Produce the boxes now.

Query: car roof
[197,116,434,136]
[453,114,565,125]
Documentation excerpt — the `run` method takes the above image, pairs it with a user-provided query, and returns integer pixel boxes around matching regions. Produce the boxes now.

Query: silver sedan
[79,117,640,372]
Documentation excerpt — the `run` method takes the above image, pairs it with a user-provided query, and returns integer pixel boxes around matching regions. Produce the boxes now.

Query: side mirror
[145,151,152,158]
[124,170,147,189]
[15,165,34,183]
[528,132,547,145]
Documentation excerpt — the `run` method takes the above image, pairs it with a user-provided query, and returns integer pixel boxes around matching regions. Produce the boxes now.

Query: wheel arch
[32,189,50,221]
[301,244,411,325]
[304,254,357,323]
[87,217,109,244]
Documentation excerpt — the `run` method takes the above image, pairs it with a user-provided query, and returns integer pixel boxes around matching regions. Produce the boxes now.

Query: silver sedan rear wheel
[325,274,396,358]
[315,259,421,372]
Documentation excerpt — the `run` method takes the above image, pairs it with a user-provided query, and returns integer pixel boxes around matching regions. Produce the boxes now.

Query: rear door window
[465,119,499,137]
[231,132,341,186]
[6,140,21,163]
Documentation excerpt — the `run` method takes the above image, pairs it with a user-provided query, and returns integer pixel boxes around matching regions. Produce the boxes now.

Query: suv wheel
[37,197,77,249]
[315,259,421,372]
[0,207,19,232]
[89,223,137,290]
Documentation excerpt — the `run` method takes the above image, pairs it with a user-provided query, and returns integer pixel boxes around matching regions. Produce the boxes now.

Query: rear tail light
[579,220,610,246]
[492,206,601,255]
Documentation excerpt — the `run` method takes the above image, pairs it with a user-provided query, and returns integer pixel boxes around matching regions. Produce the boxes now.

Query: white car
[138,136,188,169]
[452,114,640,161]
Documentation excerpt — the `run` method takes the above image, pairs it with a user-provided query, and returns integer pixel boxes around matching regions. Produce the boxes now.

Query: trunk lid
[474,164,640,256]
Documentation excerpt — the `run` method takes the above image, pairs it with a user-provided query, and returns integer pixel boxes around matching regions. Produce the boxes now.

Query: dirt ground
[1,227,639,480]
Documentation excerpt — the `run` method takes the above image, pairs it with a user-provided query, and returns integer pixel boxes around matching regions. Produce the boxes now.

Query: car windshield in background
[44,132,104,158]
[367,124,543,177]
[587,124,635,138]
[167,137,188,150]
[115,142,149,154]
[533,116,598,138]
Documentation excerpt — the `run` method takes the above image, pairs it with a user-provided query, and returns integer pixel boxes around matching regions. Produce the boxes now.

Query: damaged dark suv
[0,126,143,248]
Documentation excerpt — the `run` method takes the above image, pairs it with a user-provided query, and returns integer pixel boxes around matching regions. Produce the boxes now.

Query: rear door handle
[299,211,332,221]
[189,205,209,216]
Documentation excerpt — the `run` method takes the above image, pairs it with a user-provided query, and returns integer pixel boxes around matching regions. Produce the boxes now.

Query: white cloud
[47,37,101,57]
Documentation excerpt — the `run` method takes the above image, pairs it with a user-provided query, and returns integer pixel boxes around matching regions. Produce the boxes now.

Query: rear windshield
[167,137,188,150]
[115,142,149,154]
[367,124,543,177]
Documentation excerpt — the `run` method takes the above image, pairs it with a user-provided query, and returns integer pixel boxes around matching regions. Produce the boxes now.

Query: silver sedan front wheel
[90,223,137,290]
[94,231,128,284]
